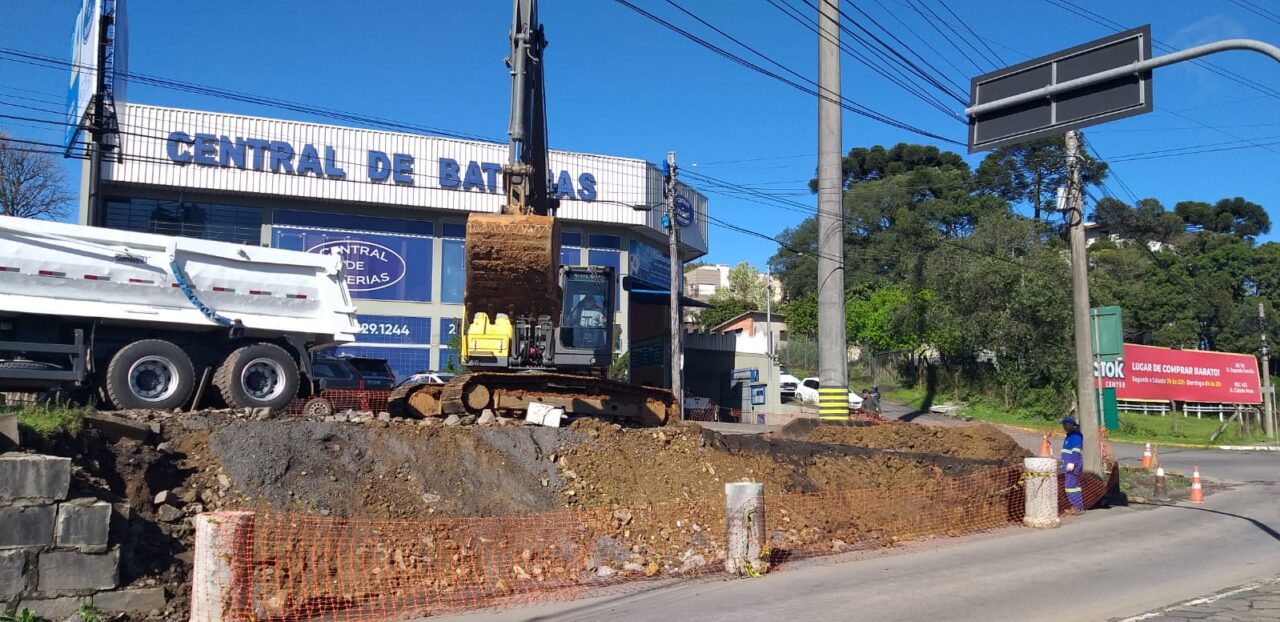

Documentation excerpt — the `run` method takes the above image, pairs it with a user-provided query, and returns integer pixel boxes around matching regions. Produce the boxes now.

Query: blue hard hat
[1060,416,1078,426]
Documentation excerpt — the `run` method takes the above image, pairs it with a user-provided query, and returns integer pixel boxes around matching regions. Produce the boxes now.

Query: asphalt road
[432,405,1280,622]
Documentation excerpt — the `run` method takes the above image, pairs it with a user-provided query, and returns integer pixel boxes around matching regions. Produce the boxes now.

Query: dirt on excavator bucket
[464,212,562,322]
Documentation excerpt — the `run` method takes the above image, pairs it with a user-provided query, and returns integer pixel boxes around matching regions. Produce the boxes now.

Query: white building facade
[85,104,709,381]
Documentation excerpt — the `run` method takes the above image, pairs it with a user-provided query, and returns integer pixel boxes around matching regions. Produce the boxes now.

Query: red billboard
[1096,344,1262,404]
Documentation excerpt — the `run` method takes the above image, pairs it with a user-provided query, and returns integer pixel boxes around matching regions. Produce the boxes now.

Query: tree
[1175,197,1270,241]
[1092,197,1185,245]
[696,262,767,329]
[0,132,73,220]
[973,135,1108,222]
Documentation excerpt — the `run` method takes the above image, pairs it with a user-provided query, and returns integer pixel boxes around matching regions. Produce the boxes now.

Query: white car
[394,371,456,388]
[795,377,863,410]
[779,366,801,397]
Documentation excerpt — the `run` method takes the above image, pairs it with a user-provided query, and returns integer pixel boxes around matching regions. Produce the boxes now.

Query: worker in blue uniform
[1060,416,1085,511]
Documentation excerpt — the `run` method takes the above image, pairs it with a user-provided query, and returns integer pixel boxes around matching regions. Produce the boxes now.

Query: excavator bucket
[463,212,562,322]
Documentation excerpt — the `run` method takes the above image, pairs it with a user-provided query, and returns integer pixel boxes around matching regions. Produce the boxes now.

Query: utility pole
[1261,302,1275,439]
[1065,130,1102,476]
[765,265,773,359]
[816,0,848,421]
[665,151,684,421]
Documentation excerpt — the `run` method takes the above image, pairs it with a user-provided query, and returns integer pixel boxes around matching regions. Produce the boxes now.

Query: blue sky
[2,0,1279,268]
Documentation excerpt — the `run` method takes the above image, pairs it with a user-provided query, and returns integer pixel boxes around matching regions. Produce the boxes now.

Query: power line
[871,0,972,90]
[607,0,964,145]
[668,0,964,122]
[903,0,989,73]
[927,0,1002,69]
[768,0,965,121]
[934,0,1008,67]
[837,0,971,97]
[1045,0,1280,101]
[766,0,968,119]
[1229,0,1280,29]
[0,47,501,143]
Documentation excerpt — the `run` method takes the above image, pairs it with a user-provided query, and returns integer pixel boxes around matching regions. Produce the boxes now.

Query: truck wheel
[105,340,195,411]
[214,343,299,411]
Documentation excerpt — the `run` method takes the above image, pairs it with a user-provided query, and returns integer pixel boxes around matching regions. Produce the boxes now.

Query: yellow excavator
[388,0,676,425]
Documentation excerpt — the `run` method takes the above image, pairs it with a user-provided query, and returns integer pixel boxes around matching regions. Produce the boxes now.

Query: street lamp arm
[966,39,1280,117]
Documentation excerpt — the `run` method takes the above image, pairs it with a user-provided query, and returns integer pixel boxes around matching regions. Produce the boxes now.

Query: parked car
[338,356,396,390]
[307,357,365,392]
[778,366,801,398]
[794,377,863,410]
[394,371,456,389]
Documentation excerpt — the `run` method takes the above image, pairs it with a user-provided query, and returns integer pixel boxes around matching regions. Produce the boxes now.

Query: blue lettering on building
[435,157,599,201]
[163,131,412,184]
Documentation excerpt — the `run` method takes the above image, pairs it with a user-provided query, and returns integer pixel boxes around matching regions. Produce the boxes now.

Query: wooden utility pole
[1065,130,1103,476]
[666,151,684,421]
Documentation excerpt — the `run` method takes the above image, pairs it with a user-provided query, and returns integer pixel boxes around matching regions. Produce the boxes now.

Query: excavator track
[390,371,676,427]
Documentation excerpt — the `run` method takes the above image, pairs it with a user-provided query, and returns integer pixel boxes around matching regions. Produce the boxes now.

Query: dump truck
[389,0,676,425]
[0,214,359,411]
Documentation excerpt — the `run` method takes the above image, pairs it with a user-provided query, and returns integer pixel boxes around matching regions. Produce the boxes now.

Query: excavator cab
[462,265,614,373]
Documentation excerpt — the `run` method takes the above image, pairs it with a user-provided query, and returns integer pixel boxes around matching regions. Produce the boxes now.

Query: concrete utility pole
[1065,130,1102,476]
[1260,302,1275,439]
[765,265,773,359]
[816,0,848,421]
[666,151,684,421]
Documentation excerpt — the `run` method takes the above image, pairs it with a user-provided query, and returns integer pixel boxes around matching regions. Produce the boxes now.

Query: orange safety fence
[193,443,1117,621]
[283,389,394,416]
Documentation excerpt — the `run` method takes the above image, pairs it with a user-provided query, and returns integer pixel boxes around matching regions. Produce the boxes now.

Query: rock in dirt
[153,490,173,506]
[623,562,646,574]
[443,415,461,427]
[478,410,496,426]
[251,407,273,420]
[596,565,616,578]
[156,504,183,523]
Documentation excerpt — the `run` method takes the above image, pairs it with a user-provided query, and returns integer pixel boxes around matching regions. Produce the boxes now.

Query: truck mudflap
[388,371,676,427]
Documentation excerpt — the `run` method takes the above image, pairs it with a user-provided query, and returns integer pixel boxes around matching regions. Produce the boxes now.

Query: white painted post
[191,511,255,622]
[1023,457,1060,529]
[724,482,765,576]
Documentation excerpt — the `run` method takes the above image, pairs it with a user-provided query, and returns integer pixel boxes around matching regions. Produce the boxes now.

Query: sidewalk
[1117,576,1280,621]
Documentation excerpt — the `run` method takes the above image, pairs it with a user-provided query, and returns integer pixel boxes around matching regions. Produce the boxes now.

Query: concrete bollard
[1023,457,1060,529]
[724,482,766,576]
[191,511,255,622]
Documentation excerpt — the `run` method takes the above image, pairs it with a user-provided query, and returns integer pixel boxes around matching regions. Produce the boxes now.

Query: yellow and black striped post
[818,386,849,421]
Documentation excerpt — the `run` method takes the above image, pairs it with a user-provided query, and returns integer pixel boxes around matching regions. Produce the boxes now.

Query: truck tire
[104,340,196,411]
[214,343,299,411]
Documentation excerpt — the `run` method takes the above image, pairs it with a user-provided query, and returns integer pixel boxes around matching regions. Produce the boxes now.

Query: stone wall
[0,452,165,619]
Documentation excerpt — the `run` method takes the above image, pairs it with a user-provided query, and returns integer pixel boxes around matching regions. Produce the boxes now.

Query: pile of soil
[802,421,1031,462]
[49,410,1034,620]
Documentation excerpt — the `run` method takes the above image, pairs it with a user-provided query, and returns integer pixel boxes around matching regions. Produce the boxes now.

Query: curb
[1215,445,1280,451]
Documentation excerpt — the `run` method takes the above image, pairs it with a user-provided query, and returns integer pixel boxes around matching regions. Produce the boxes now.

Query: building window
[441,223,466,304]
[104,197,263,244]
[588,234,621,249]
[561,231,582,267]
[587,248,621,311]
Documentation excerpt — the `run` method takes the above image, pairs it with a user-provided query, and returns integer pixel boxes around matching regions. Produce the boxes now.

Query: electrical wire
[934,0,1008,67]
[902,0,989,73]
[607,0,964,145]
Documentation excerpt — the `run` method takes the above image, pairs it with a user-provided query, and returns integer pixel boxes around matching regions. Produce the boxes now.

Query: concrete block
[55,500,111,552]
[37,549,118,593]
[0,454,70,502]
[83,414,151,443]
[92,587,167,613]
[0,505,55,548]
[16,596,87,620]
[0,413,18,450]
[0,549,27,599]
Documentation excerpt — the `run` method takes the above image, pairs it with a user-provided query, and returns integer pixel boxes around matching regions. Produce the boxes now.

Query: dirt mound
[801,421,1031,462]
[208,421,575,518]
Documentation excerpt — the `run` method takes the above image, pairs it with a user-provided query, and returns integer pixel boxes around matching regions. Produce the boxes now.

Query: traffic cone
[1040,432,1052,457]
[1153,467,1167,499]
[1189,466,1204,504]
[1140,443,1153,469]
